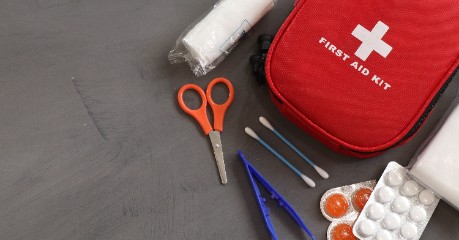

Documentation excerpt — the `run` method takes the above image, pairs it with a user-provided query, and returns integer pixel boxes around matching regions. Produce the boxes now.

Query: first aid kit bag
[265,0,459,158]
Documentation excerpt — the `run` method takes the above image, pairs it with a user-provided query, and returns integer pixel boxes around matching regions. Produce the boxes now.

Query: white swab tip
[314,166,329,179]
[259,116,274,131]
[301,174,316,188]
[244,127,259,140]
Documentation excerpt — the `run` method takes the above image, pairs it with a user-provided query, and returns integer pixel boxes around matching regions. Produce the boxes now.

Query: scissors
[177,78,234,184]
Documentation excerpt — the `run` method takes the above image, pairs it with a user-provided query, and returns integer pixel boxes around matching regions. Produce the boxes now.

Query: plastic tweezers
[238,150,316,240]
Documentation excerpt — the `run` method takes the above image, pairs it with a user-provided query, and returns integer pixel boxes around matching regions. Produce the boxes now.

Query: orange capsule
[353,188,373,211]
[325,194,349,218]
[332,223,356,240]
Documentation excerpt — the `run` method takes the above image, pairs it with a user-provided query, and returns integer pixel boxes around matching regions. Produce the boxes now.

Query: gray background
[1,0,458,239]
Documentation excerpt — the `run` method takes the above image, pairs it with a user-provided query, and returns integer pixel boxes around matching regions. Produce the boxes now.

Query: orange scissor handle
[177,84,213,135]
[206,78,235,132]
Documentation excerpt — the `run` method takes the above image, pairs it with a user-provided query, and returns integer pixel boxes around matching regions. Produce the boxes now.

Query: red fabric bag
[266,0,459,158]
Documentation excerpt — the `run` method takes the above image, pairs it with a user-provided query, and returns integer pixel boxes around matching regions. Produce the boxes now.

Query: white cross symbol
[351,21,393,61]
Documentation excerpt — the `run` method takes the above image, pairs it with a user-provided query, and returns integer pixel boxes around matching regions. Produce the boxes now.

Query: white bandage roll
[182,0,275,68]
[410,104,459,210]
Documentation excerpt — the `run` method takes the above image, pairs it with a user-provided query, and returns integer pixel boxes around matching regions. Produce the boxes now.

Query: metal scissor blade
[209,131,227,184]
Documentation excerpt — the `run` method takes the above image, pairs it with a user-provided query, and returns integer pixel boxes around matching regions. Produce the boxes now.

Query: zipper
[348,67,458,155]
[400,68,457,142]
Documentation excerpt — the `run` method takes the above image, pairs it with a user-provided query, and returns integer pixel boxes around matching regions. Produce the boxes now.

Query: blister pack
[353,162,440,240]
[320,180,376,240]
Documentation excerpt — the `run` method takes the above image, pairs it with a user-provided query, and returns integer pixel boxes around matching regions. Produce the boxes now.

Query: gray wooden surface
[1,0,458,239]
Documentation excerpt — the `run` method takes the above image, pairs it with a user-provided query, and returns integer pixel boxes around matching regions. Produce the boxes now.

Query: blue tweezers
[238,151,316,240]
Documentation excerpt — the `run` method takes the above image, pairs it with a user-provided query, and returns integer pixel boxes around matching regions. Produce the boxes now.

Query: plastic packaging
[353,162,440,240]
[320,180,376,240]
[408,91,459,211]
[168,0,276,76]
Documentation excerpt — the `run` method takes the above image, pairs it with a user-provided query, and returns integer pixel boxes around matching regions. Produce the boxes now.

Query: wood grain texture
[0,0,458,239]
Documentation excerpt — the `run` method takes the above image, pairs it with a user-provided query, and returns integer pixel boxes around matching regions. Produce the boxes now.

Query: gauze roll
[171,0,275,76]
[410,103,459,210]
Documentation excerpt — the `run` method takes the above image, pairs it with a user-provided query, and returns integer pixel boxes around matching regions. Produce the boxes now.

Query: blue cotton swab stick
[245,127,316,188]
[259,117,329,179]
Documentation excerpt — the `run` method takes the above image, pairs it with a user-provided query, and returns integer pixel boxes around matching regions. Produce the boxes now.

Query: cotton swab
[245,127,316,187]
[259,117,329,179]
